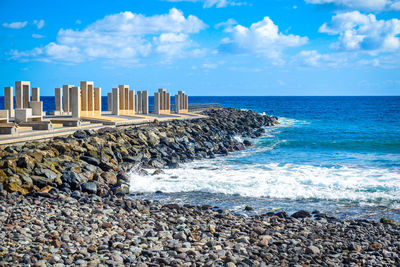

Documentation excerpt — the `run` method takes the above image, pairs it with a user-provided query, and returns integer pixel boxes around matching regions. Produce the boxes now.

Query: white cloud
[219,17,308,63]
[32,33,45,39]
[33,19,45,29]
[305,0,400,11]
[295,50,348,67]
[2,21,28,29]
[319,11,400,53]
[165,0,246,8]
[9,8,206,64]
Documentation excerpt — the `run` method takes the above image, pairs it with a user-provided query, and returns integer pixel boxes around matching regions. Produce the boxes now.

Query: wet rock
[305,245,320,255]
[292,210,312,219]
[81,182,97,194]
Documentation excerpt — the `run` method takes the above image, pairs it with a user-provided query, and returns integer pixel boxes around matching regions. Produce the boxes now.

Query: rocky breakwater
[0,192,399,266]
[0,108,278,197]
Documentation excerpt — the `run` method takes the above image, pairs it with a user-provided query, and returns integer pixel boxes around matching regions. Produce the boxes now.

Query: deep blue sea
[1,96,399,220]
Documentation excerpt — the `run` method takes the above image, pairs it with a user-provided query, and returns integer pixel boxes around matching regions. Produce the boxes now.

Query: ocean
[129,96,400,221]
[1,96,399,220]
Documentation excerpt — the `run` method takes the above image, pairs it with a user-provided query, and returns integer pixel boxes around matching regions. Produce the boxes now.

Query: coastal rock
[292,210,312,219]
[81,182,97,194]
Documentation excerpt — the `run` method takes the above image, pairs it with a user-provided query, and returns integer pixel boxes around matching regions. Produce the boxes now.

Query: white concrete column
[137,91,142,113]
[135,94,139,113]
[55,88,63,112]
[71,86,81,118]
[118,85,125,111]
[112,88,119,116]
[80,81,88,115]
[175,94,180,113]
[15,81,30,109]
[23,83,30,108]
[166,93,170,111]
[4,87,14,117]
[107,92,112,111]
[185,94,188,110]
[142,90,148,114]
[129,90,134,115]
[94,87,101,116]
[32,87,40,102]
[63,85,73,112]
[154,92,160,114]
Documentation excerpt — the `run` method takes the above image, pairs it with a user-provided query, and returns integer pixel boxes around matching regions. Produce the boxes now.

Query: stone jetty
[0,108,277,196]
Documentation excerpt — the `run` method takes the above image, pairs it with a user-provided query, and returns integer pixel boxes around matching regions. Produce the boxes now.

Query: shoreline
[0,108,399,265]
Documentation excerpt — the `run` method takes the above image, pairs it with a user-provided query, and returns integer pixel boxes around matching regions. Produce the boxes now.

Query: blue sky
[0,0,399,96]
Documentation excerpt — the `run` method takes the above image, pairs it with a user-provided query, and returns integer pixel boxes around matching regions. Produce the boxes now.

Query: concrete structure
[63,85,74,113]
[0,110,9,123]
[4,87,14,117]
[154,88,170,115]
[112,88,119,116]
[71,86,81,118]
[15,108,42,123]
[30,101,43,117]
[32,87,40,102]
[94,87,101,116]
[80,81,94,117]
[107,92,112,111]
[136,90,149,114]
[175,91,189,113]
[129,90,134,115]
[118,85,131,115]
[15,81,30,109]
[55,88,63,114]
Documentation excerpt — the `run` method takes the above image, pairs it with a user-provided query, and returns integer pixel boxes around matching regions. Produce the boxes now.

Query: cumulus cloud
[305,0,400,11]
[164,0,246,8]
[9,8,206,63]
[295,50,348,67]
[2,21,28,29]
[218,17,308,63]
[319,11,400,53]
[33,19,45,29]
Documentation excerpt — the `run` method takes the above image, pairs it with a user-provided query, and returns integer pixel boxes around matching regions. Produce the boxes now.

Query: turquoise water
[130,97,400,221]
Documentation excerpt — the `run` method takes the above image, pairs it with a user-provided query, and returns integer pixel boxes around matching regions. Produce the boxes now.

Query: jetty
[0,81,214,145]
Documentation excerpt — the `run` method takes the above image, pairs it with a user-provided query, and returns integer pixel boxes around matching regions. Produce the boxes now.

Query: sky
[0,0,399,96]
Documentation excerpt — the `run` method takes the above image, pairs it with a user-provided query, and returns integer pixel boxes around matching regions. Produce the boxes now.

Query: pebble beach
[0,108,399,266]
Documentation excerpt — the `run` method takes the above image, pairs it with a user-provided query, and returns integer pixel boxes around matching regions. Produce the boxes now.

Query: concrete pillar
[80,82,87,115]
[154,92,160,114]
[94,87,101,116]
[129,90,134,115]
[185,95,188,110]
[112,88,119,116]
[32,87,40,102]
[87,84,94,116]
[30,101,43,116]
[137,91,142,114]
[23,84,30,108]
[55,88,62,112]
[4,87,14,117]
[142,91,148,114]
[118,85,125,112]
[15,81,30,109]
[135,94,139,113]
[125,87,129,112]
[71,87,81,118]
[63,85,73,112]
[175,94,180,113]
[166,93,170,111]
[107,92,112,111]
